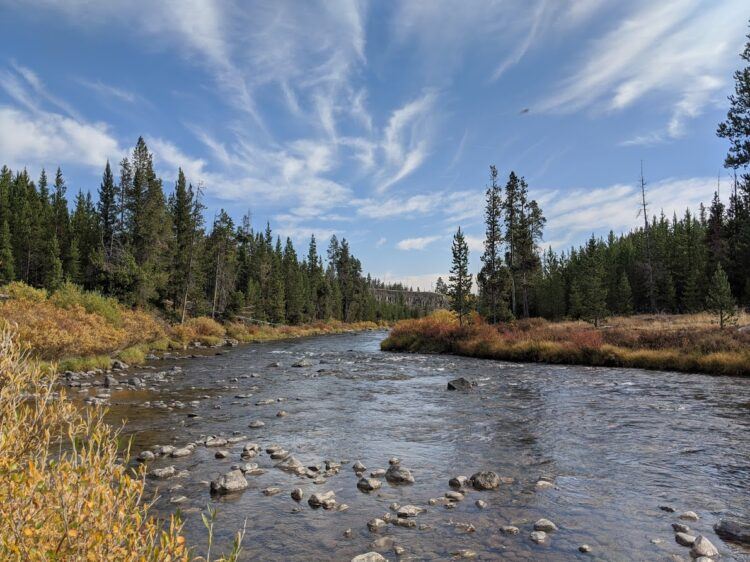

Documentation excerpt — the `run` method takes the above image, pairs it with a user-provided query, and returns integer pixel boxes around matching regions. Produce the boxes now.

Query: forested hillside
[0,138,419,323]
[440,30,750,326]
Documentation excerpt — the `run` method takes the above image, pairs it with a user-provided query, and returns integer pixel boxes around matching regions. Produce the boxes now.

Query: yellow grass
[1,282,383,372]
[381,310,750,376]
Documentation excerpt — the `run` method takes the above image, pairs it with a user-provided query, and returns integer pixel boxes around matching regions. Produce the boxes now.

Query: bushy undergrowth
[0,282,382,371]
[0,282,165,362]
[0,330,189,560]
[0,330,246,560]
[382,310,750,376]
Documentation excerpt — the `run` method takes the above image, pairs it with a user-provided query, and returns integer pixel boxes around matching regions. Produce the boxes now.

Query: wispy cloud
[396,235,441,251]
[79,79,137,103]
[538,0,747,139]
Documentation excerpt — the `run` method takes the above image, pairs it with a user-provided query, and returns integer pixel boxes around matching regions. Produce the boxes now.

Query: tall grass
[382,310,750,376]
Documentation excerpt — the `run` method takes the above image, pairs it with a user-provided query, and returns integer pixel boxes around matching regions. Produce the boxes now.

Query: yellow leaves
[0,329,189,561]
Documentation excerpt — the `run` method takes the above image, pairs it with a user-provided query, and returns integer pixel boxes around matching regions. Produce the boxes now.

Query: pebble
[501,526,520,535]
[397,505,424,518]
[679,511,700,521]
[262,487,282,496]
[367,518,387,532]
[351,553,386,562]
[672,523,691,533]
[579,544,591,553]
[533,518,558,532]
[475,500,487,509]
[530,531,548,544]
[291,488,304,501]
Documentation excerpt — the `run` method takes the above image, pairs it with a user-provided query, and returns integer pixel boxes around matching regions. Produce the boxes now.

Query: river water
[98,330,750,561]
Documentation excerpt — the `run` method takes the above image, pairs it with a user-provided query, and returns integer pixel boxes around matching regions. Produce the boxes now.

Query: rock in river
[210,469,248,494]
[367,518,387,532]
[690,536,719,558]
[470,470,501,490]
[291,488,304,501]
[385,464,415,484]
[308,490,336,508]
[357,477,382,492]
[675,532,696,546]
[447,377,475,391]
[148,466,176,479]
[351,553,386,562]
[292,358,312,367]
[715,519,750,544]
[205,437,228,447]
[533,518,558,532]
[397,505,424,518]
[170,447,193,458]
[679,511,700,521]
[530,531,548,544]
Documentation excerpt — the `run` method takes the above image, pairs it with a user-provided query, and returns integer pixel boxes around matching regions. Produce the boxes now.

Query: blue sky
[0,1,748,289]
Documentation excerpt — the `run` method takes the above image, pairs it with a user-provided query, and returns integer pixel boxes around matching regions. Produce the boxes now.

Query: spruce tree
[97,160,118,251]
[0,219,14,283]
[448,227,473,325]
[707,264,737,329]
[478,165,511,322]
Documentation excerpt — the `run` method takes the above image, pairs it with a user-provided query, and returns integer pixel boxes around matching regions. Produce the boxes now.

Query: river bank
[380,310,750,377]
[0,281,382,373]
[89,331,750,560]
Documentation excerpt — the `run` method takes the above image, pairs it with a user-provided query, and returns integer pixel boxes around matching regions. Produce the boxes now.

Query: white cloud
[538,0,747,138]
[540,176,718,250]
[0,106,122,170]
[79,79,137,103]
[396,236,441,251]
[378,91,437,192]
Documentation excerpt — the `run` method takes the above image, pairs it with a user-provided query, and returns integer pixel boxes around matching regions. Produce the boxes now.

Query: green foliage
[448,227,473,325]
[707,264,738,329]
[50,282,123,326]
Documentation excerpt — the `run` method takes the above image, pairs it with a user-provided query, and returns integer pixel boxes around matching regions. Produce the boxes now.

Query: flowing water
[95,330,750,561]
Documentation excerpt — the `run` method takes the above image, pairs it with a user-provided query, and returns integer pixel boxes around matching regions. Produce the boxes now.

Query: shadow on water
[89,331,750,561]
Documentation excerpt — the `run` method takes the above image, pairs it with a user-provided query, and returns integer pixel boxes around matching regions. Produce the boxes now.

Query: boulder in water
[470,470,501,490]
[715,519,750,544]
[447,377,475,391]
[210,469,248,494]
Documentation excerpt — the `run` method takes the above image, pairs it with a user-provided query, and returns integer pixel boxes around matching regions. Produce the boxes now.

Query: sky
[0,1,748,290]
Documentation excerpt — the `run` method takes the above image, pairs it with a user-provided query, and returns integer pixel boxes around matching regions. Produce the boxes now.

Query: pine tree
[45,235,64,291]
[448,227,473,325]
[0,219,14,283]
[435,276,448,295]
[97,160,118,251]
[478,165,511,322]
[706,264,737,329]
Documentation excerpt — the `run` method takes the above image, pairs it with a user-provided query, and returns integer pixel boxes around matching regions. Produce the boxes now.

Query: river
[96,330,750,561]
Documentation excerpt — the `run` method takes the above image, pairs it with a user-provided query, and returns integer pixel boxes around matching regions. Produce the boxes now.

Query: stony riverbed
[66,330,750,561]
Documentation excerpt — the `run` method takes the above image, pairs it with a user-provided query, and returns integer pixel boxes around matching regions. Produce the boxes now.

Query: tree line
[442,27,750,326]
[0,137,422,323]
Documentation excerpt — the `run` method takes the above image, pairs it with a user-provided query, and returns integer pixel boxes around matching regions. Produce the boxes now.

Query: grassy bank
[0,329,246,560]
[381,310,750,376]
[0,281,381,372]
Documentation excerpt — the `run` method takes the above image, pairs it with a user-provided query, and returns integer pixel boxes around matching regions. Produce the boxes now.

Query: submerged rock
[397,505,424,518]
[367,518,387,532]
[679,511,700,521]
[447,377,475,391]
[351,553,386,562]
[715,519,750,544]
[147,466,176,479]
[501,526,520,535]
[308,490,336,508]
[470,471,501,490]
[357,477,382,492]
[210,469,248,494]
[530,531,548,544]
[534,518,558,532]
[292,358,313,367]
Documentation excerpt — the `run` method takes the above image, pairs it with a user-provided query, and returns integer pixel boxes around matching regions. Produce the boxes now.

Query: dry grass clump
[0,282,166,363]
[0,329,189,560]
[382,310,750,376]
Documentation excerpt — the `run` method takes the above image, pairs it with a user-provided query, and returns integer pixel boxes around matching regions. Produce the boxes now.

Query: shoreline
[380,312,750,377]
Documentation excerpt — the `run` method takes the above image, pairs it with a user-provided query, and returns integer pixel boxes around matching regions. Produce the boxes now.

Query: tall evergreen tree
[448,227,473,325]
[0,219,14,283]
[97,161,118,251]
[478,165,511,322]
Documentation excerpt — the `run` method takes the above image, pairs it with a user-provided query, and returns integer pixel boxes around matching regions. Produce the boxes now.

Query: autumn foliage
[382,310,750,376]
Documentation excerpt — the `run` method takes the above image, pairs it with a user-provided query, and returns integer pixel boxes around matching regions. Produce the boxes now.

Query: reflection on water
[95,331,750,561]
